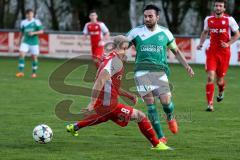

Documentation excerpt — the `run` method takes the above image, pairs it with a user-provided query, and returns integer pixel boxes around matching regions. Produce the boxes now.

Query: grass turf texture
[0,57,240,160]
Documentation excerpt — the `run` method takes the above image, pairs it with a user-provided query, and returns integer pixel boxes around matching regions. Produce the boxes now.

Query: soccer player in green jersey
[16,9,43,78]
[127,4,194,145]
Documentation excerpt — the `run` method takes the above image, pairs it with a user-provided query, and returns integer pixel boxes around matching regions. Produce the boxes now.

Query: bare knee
[32,55,38,61]
[159,94,171,105]
[217,77,224,85]
[131,109,146,122]
[19,52,25,58]
[143,93,155,105]
[207,71,215,83]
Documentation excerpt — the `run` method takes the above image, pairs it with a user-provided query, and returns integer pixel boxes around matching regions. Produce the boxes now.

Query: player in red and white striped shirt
[66,35,172,150]
[197,0,240,111]
[83,10,110,67]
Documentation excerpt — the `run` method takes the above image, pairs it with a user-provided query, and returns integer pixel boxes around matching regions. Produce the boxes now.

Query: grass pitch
[0,57,240,160]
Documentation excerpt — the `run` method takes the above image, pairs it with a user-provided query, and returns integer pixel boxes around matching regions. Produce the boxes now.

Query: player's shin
[18,57,25,72]
[147,104,164,138]
[162,102,174,121]
[138,117,159,147]
[217,80,225,94]
[32,59,38,74]
[74,114,107,131]
[206,83,214,106]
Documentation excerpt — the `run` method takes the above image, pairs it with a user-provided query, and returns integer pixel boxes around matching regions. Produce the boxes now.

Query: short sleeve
[83,23,88,35]
[100,22,109,34]
[35,19,43,30]
[126,29,136,41]
[104,57,123,76]
[20,21,24,32]
[165,29,174,45]
[229,17,239,32]
[203,17,209,31]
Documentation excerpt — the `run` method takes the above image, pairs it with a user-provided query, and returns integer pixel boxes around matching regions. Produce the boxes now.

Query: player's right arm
[197,17,209,50]
[87,69,111,111]
[119,88,138,105]
[18,21,24,46]
[83,23,89,40]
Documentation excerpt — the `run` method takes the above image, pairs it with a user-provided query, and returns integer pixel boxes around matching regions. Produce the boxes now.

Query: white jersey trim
[20,18,42,29]
[103,56,123,77]
[127,25,174,42]
[228,16,239,32]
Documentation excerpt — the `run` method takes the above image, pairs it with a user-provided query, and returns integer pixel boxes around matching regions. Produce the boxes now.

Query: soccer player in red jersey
[197,0,240,112]
[83,10,110,67]
[66,35,172,150]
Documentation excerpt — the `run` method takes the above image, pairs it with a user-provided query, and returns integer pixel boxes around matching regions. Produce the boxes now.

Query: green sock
[162,102,175,121]
[147,104,164,138]
[32,59,38,74]
[18,57,25,72]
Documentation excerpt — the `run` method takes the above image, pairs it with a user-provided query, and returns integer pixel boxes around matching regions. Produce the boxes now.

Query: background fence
[1,30,240,65]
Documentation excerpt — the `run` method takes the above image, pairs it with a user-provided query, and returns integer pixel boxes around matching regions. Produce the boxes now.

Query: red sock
[95,61,100,68]
[217,81,225,93]
[75,114,107,129]
[206,83,214,105]
[138,117,159,147]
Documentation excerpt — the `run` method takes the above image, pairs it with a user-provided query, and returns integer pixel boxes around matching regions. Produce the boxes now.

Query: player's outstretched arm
[87,69,111,111]
[119,88,138,105]
[170,45,194,77]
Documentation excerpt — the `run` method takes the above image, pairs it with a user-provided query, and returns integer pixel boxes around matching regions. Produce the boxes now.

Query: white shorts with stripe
[19,43,40,55]
[134,71,171,97]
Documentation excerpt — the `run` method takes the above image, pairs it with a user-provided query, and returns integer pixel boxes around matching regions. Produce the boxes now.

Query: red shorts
[91,45,104,59]
[206,48,230,77]
[94,103,133,127]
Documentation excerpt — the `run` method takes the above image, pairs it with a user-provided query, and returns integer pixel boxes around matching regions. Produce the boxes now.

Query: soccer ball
[33,124,53,144]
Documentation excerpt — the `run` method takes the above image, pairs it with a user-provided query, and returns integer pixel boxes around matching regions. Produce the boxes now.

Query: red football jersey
[95,51,124,107]
[83,22,109,46]
[204,15,239,49]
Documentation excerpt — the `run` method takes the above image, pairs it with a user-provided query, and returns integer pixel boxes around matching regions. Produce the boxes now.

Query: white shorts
[134,71,171,97]
[19,43,39,55]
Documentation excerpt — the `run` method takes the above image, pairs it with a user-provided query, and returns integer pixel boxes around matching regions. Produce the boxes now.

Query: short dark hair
[143,4,160,15]
[214,0,227,7]
[25,9,34,14]
[89,9,97,15]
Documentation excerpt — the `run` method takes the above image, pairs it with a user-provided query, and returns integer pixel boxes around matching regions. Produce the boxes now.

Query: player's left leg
[134,71,165,140]
[16,43,29,77]
[110,103,171,150]
[83,46,102,82]
[31,55,38,78]
[130,109,172,150]
[67,113,108,136]
[206,71,216,111]
[92,57,101,68]
[92,46,104,68]
[159,93,178,134]
[30,45,40,78]
[215,52,230,102]
[16,52,26,77]
[216,76,225,102]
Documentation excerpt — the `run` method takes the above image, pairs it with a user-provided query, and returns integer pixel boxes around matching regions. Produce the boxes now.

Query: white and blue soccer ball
[33,124,53,144]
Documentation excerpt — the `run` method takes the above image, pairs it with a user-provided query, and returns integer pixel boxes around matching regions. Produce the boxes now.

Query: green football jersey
[20,18,43,45]
[127,25,175,75]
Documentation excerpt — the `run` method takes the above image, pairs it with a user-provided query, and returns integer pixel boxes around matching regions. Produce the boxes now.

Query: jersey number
[121,108,130,114]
